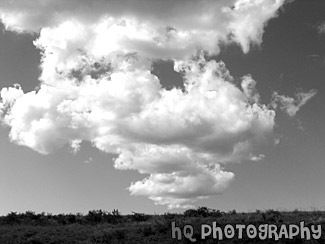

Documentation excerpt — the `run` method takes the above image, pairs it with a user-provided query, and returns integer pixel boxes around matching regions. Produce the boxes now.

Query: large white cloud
[0,0,286,57]
[0,0,288,208]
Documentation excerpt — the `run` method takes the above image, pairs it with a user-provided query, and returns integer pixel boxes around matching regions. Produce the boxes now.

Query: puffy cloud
[0,56,275,208]
[227,0,285,53]
[0,0,287,208]
[0,0,286,56]
[241,75,260,103]
[129,164,234,209]
[271,89,317,117]
[0,84,24,110]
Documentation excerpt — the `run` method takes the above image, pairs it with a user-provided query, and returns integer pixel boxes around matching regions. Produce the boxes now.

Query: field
[1,208,325,243]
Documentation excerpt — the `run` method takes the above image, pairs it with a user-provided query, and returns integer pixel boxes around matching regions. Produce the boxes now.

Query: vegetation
[0,207,324,243]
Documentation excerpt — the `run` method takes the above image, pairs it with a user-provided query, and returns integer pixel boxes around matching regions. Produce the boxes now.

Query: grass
[0,208,324,243]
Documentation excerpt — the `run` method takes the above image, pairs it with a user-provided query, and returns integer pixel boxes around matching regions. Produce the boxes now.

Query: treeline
[0,209,152,225]
[1,207,324,226]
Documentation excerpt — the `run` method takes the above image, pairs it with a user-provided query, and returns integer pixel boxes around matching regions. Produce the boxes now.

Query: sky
[0,0,324,215]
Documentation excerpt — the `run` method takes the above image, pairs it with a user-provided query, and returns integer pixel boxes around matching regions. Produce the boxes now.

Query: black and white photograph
[0,0,324,243]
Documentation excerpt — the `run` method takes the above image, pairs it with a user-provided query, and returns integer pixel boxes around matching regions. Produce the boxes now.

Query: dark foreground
[1,208,324,243]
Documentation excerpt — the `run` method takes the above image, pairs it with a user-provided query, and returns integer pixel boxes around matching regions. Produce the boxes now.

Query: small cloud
[84,157,93,164]
[271,89,317,117]
[296,119,304,131]
[70,139,82,154]
[241,75,260,104]
[317,22,325,34]
[250,154,265,162]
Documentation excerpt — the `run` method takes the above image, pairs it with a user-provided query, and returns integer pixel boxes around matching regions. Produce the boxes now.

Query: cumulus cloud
[0,0,286,56]
[0,57,275,208]
[271,89,317,117]
[0,0,287,208]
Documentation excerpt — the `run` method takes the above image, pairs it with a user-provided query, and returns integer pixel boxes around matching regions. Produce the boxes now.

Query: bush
[4,212,20,224]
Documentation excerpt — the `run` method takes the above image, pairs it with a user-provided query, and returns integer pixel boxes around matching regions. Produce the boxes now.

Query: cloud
[317,22,325,34]
[0,57,275,208]
[271,89,317,117]
[129,163,234,209]
[241,75,260,104]
[0,0,286,56]
[0,0,286,208]
[84,157,93,164]
[250,154,265,162]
